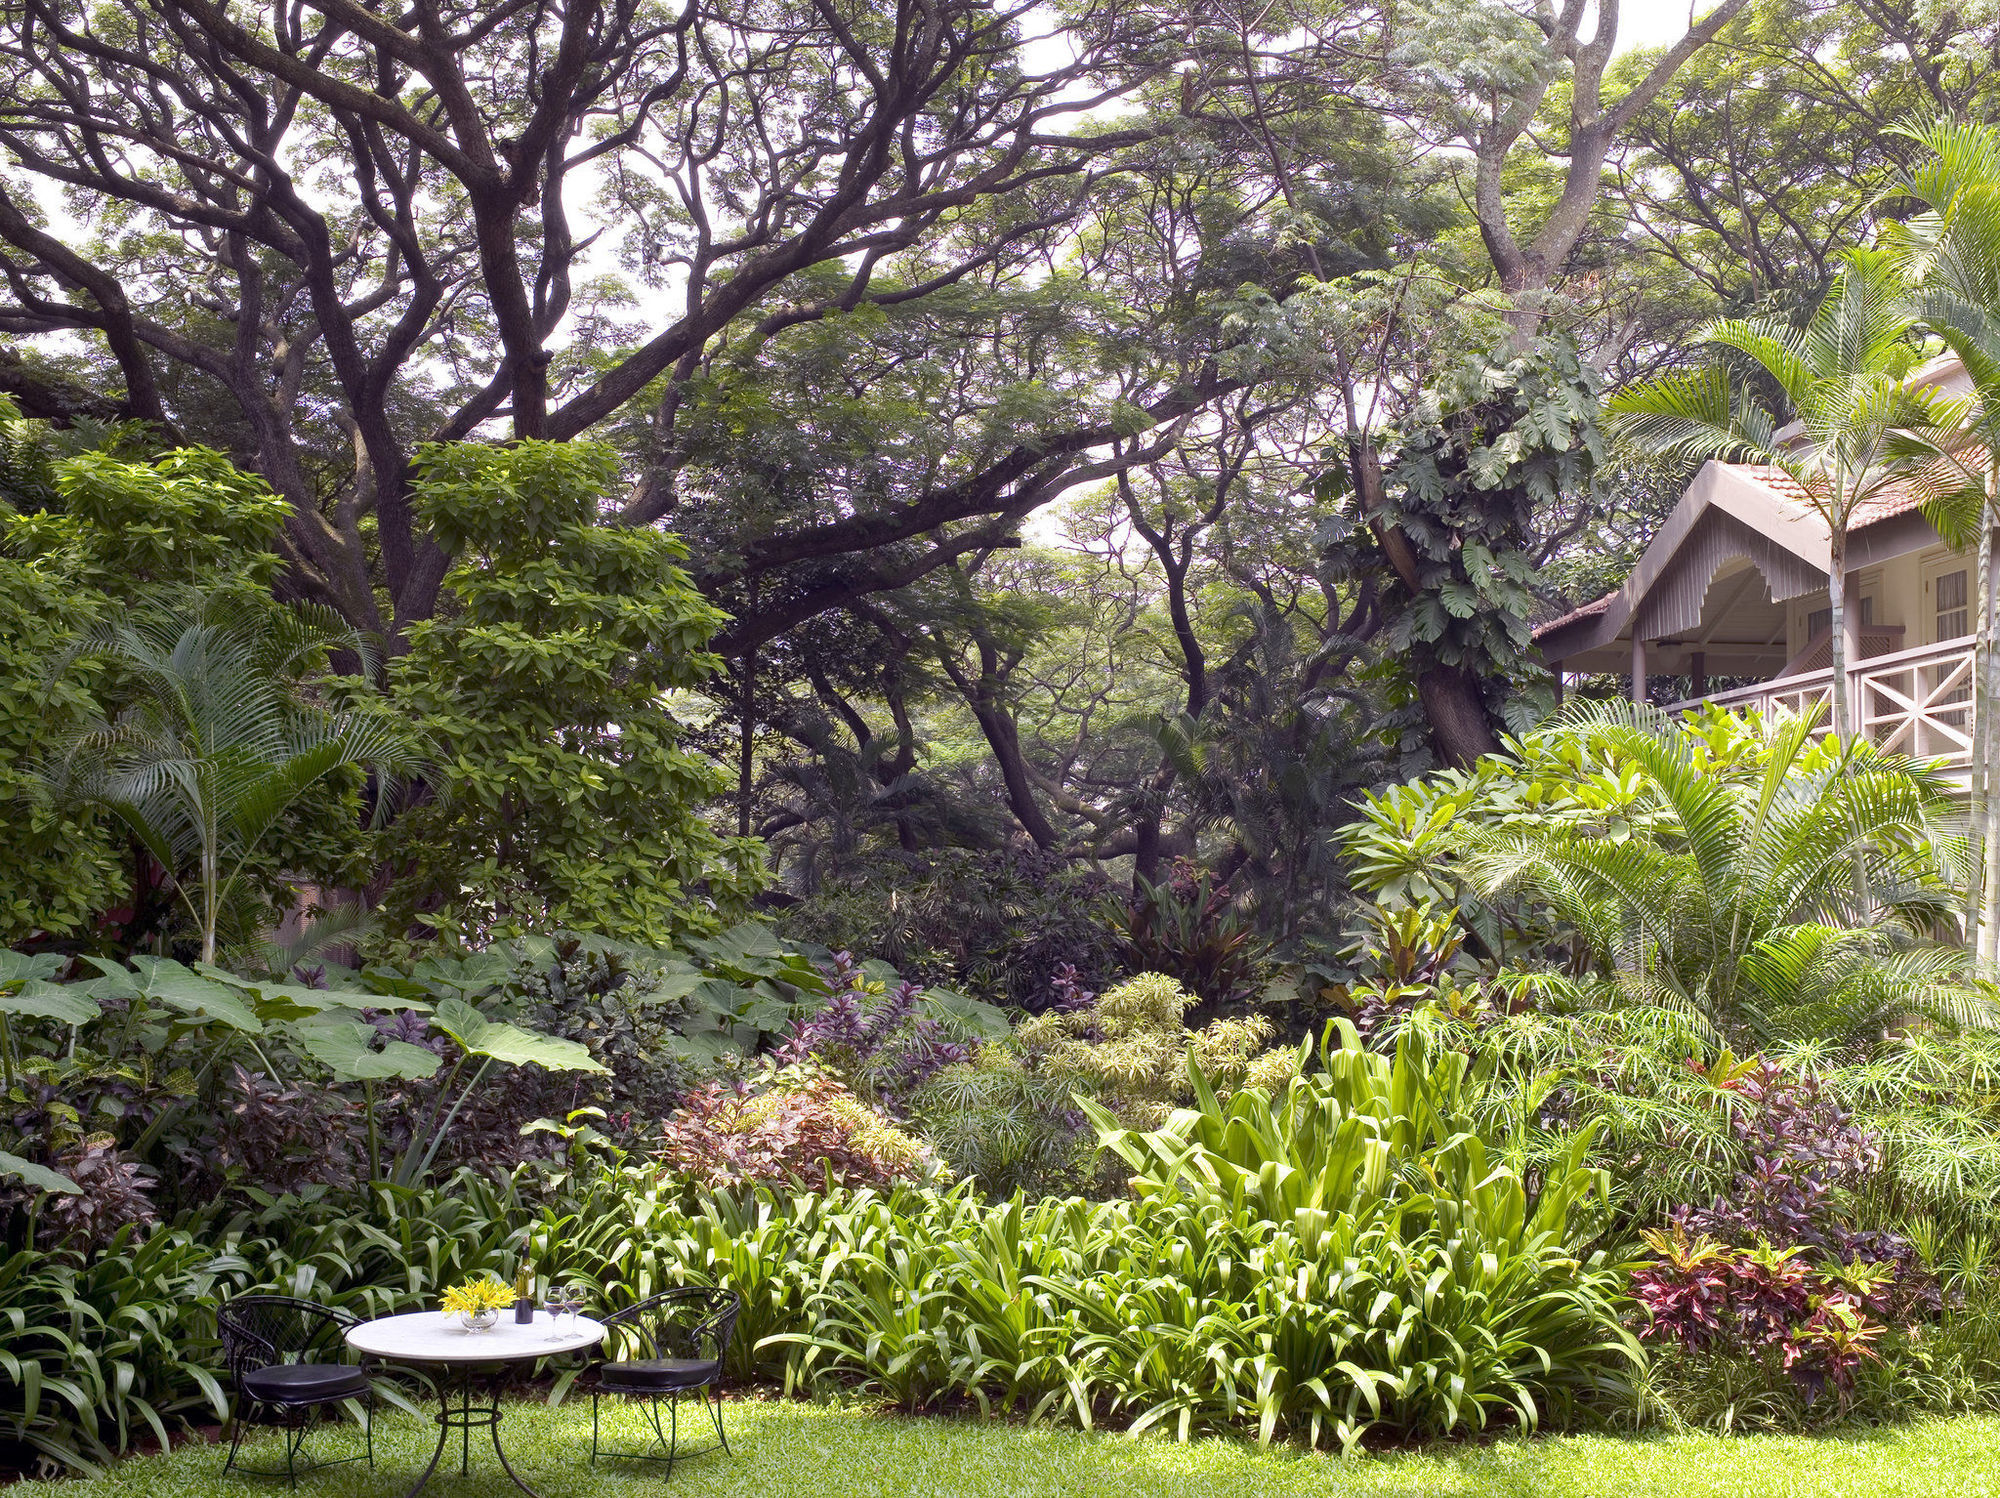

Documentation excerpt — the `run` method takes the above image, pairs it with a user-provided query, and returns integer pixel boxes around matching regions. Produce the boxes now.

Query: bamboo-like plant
[41,592,422,963]
[1605,247,1964,743]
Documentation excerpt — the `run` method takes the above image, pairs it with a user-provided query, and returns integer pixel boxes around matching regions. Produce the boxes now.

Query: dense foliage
[5,1021,1646,1472]
[377,443,763,944]
[16,0,2000,1486]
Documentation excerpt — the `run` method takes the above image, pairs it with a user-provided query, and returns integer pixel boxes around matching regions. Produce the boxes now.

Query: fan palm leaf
[1459,702,1981,1046]
[41,592,424,961]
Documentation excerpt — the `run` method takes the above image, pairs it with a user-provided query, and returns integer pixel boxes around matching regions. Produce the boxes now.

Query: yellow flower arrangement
[440,1277,516,1318]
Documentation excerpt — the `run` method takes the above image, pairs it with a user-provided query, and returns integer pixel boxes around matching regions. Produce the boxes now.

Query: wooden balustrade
[1664,634,1977,774]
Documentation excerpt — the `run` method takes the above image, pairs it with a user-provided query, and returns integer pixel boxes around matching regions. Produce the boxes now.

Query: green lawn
[19,1399,2000,1498]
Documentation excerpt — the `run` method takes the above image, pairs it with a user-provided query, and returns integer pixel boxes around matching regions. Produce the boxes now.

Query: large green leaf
[636,963,712,1006]
[920,986,1011,1040]
[0,1150,80,1194]
[292,1018,443,1082]
[663,1029,744,1063]
[430,997,607,1073]
[91,956,265,1032]
[196,965,432,1022]
[0,980,101,1026]
[0,951,66,986]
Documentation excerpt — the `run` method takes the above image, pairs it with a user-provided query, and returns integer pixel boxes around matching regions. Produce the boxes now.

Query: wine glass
[557,1282,587,1339]
[543,1281,576,1341]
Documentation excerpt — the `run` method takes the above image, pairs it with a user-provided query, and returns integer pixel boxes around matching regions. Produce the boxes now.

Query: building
[1534,356,1979,772]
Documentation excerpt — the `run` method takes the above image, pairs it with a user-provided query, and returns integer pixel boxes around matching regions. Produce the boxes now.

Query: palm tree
[1880,117,2000,966]
[1605,247,1964,744]
[1464,702,1987,1047]
[43,592,422,962]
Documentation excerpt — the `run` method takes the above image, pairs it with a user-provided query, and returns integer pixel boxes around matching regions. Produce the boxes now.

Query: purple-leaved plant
[774,957,978,1114]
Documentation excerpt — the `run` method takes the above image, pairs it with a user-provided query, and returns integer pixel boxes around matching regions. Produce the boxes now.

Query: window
[1937,569,1970,641]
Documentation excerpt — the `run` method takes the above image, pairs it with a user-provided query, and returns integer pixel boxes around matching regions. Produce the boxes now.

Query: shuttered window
[1937,569,1970,641]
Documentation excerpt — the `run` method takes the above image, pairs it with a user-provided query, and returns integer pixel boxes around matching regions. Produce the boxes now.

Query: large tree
[1151,0,1753,764]
[0,0,1207,649]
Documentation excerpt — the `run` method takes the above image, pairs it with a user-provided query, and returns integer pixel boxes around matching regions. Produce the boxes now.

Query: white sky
[1614,1,1722,53]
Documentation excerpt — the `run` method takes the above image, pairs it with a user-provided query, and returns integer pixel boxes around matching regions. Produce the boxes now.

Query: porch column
[1631,635,1647,706]
[1689,651,1707,699]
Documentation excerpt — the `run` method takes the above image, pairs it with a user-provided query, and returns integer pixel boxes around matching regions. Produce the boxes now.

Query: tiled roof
[1739,451,1986,530]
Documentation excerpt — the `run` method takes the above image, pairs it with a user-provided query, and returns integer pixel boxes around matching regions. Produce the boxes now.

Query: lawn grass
[17,1398,2000,1498]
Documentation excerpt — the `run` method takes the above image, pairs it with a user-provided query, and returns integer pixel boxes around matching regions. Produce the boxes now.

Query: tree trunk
[1420,666,1501,767]
[737,645,756,839]
[1982,506,2000,969]
[1827,533,1853,742]
[1969,504,1993,959]
[970,704,1060,851]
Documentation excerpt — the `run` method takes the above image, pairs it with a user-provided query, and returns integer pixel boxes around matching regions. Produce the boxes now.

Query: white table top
[345,1310,605,1364]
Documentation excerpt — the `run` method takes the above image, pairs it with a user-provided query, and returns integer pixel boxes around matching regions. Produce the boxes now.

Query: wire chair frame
[217,1295,375,1489]
[587,1286,741,1478]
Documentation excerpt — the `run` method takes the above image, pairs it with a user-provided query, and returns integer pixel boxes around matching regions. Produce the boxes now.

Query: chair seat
[596,1356,722,1392]
[243,1362,371,1404]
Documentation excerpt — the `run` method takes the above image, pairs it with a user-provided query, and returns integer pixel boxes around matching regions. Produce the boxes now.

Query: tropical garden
[12,1,2000,1494]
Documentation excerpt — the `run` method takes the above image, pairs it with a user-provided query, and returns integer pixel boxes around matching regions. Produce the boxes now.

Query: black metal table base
[405,1365,540,1498]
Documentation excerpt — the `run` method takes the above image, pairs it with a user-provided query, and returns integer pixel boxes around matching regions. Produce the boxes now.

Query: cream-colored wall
[1784,543,1976,658]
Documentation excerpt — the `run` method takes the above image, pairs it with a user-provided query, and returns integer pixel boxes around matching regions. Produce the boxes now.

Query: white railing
[1667,635,1977,772]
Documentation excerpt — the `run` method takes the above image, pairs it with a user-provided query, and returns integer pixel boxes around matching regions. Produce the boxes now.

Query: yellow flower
[440,1277,516,1317]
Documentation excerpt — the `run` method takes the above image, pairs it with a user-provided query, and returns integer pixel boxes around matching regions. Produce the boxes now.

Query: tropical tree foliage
[375,442,764,945]
[42,595,420,963]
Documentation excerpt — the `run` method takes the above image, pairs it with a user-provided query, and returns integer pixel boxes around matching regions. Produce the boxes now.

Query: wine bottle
[515,1261,535,1324]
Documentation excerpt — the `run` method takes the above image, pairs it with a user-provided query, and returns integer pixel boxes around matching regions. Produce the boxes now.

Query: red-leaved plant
[1632,1224,1884,1401]
[655,1075,929,1192]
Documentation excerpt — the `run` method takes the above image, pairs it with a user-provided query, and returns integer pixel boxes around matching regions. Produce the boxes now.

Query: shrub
[375,441,763,945]
[1341,705,1986,1046]
[0,1225,228,1477]
[1681,1058,1928,1311]
[771,952,980,1113]
[654,1076,932,1191]
[1108,868,1269,1010]
[906,972,1296,1196]
[1016,972,1295,1129]
[1632,1225,1887,1410]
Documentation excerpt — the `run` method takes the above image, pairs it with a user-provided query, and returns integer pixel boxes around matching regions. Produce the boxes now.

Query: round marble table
[346,1310,605,1498]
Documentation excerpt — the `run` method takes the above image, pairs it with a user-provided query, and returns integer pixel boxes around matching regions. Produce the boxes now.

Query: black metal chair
[217,1295,374,1488]
[585,1286,740,1477]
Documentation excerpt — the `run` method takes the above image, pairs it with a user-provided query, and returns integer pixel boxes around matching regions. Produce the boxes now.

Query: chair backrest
[601,1286,741,1365]
[217,1296,357,1382]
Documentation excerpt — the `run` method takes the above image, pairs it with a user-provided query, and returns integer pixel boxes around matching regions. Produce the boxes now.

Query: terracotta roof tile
[1738,451,1986,530]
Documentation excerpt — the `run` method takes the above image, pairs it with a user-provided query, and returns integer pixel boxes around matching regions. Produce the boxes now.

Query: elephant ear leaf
[430,997,607,1074]
[195,965,433,1021]
[127,957,264,1032]
[0,980,101,1026]
[293,1019,443,1083]
[920,987,1010,1039]
[0,951,65,986]
[0,1150,80,1195]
